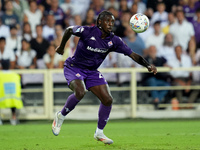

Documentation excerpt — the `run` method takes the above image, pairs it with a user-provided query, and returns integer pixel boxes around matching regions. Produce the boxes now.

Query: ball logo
[129,13,149,33]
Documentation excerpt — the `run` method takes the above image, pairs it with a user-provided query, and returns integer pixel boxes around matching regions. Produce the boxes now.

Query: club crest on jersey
[108,41,113,47]
[75,27,84,33]
[76,73,81,77]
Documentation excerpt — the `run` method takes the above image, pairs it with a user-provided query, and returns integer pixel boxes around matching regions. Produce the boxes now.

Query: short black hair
[157,2,165,6]
[21,38,29,43]
[36,24,43,28]
[0,37,6,42]
[96,10,114,27]
[10,25,17,30]
[154,20,161,26]
[175,9,185,16]
[29,0,37,5]
[175,45,182,49]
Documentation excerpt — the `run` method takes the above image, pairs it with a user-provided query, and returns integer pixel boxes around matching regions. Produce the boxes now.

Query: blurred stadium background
[0,0,200,122]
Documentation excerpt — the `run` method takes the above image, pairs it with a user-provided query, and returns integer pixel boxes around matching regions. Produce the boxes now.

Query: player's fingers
[154,69,157,75]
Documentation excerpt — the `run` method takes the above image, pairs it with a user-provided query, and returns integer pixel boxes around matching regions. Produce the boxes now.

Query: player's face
[100,15,115,33]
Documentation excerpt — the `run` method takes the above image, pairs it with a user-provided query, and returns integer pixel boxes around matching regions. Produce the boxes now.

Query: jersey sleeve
[113,36,133,56]
[71,26,90,38]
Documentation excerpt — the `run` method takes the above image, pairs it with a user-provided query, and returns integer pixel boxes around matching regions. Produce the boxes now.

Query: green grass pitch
[0,119,200,150]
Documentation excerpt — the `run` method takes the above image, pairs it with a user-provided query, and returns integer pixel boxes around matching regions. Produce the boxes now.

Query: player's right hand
[147,65,157,75]
[55,46,64,55]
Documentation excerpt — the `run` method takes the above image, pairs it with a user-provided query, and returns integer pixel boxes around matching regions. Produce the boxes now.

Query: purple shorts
[64,63,107,90]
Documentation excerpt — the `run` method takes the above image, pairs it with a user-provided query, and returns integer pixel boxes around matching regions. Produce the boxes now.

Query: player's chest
[82,35,114,52]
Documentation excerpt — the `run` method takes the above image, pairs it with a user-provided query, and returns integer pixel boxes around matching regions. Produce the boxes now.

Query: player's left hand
[147,65,157,75]
[55,46,64,55]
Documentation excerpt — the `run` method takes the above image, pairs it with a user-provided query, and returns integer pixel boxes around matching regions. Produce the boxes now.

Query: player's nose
[108,21,114,26]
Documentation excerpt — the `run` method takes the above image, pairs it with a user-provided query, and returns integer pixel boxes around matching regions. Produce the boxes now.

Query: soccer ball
[129,13,149,33]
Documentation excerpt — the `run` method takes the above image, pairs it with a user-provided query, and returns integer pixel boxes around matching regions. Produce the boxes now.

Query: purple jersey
[64,26,133,70]
[183,2,200,22]
[192,20,200,43]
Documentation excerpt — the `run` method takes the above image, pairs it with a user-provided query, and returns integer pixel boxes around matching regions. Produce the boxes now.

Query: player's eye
[105,20,109,24]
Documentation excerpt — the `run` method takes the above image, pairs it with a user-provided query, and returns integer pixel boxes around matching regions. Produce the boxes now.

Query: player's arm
[129,52,157,75]
[113,36,157,74]
[56,26,73,55]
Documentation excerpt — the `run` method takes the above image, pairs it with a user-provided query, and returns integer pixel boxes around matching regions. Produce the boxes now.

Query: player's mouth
[107,27,112,32]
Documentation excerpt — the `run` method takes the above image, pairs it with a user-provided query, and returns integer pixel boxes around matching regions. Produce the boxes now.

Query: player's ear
[98,19,102,26]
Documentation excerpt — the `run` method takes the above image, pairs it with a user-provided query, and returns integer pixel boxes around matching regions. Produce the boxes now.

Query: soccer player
[52,10,157,144]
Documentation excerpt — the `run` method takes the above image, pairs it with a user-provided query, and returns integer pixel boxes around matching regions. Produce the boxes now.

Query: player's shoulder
[112,35,124,44]
[79,26,96,31]
[113,34,121,40]
[73,25,97,34]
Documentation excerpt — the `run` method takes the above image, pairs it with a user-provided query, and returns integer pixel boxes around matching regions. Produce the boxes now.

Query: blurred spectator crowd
[0,0,200,105]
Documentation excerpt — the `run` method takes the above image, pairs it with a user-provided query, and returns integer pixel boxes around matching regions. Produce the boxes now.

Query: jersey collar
[96,26,113,39]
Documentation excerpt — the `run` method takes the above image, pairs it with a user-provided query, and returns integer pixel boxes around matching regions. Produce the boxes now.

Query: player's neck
[100,29,109,39]
[101,32,109,39]
[98,26,109,39]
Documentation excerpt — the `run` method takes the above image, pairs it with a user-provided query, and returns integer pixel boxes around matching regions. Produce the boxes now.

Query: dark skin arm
[56,26,157,75]
[56,27,73,55]
[129,52,157,74]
